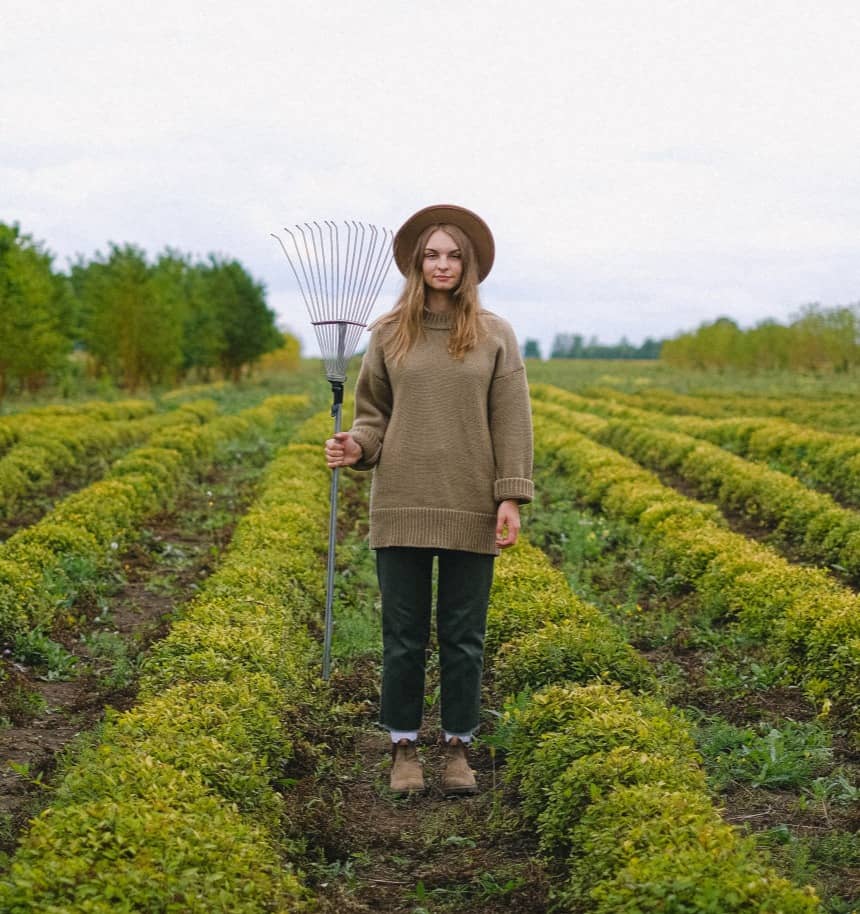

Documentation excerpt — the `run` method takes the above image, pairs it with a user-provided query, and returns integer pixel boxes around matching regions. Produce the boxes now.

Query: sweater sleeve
[488,321,534,504]
[348,327,392,471]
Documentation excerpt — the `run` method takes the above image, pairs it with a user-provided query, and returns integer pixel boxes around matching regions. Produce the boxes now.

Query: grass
[693,716,833,791]
[524,358,860,397]
[11,629,78,681]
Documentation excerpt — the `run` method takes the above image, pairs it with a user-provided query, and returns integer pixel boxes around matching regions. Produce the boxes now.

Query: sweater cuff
[349,428,382,471]
[494,477,534,504]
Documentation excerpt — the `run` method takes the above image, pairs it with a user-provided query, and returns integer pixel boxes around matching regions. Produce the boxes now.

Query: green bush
[1,752,307,913]
[494,618,653,696]
[486,541,590,654]
[537,747,706,854]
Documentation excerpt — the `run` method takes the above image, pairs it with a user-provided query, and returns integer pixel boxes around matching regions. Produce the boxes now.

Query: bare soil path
[286,668,552,914]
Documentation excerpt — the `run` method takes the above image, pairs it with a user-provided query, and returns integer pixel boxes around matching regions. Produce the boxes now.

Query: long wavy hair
[374,223,484,364]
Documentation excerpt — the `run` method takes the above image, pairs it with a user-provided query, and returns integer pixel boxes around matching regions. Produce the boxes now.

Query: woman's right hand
[324,431,362,468]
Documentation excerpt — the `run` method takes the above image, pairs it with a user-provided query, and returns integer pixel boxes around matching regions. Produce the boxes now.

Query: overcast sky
[4,0,859,357]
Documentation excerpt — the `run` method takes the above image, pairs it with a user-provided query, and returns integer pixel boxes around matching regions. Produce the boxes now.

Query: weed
[441,834,476,849]
[80,629,137,690]
[6,760,48,790]
[0,682,48,724]
[11,629,77,681]
[695,716,833,790]
[757,826,860,913]
[799,767,860,821]
[475,867,527,900]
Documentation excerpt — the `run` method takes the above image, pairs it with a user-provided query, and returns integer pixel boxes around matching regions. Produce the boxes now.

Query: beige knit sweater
[348,308,534,555]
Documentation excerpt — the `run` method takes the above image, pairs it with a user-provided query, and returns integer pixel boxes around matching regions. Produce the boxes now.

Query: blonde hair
[374,224,484,364]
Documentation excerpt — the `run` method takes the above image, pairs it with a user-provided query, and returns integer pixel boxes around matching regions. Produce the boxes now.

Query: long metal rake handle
[323,384,344,681]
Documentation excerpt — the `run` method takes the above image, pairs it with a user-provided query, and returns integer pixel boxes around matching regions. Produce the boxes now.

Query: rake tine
[283,227,318,321]
[310,222,328,322]
[354,223,378,320]
[297,224,323,319]
[271,232,313,314]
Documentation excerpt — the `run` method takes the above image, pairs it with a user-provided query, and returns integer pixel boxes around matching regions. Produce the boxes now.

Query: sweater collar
[422,308,454,329]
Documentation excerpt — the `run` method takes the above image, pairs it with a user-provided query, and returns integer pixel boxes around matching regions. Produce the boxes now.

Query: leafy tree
[522,338,542,359]
[550,331,662,360]
[202,257,282,380]
[181,261,224,381]
[259,331,302,373]
[0,222,70,400]
[73,244,184,390]
[661,306,860,373]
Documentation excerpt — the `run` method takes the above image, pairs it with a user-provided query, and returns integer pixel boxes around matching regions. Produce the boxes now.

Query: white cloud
[3,0,860,358]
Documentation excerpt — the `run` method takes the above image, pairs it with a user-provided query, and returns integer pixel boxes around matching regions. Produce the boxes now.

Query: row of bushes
[529,386,860,728]
[0,401,221,520]
[0,399,156,456]
[486,540,819,911]
[0,413,331,912]
[593,417,860,582]
[0,395,309,644]
[664,414,860,508]
[532,384,860,510]
[534,385,860,577]
[585,385,860,435]
[160,380,229,403]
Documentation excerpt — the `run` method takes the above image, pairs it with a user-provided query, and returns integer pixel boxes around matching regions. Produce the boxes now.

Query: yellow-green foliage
[534,381,860,507]
[494,618,653,697]
[488,537,652,694]
[0,413,328,913]
[489,491,821,908]
[585,384,860,435]
[1,751,306,913]
[666,414,860,508]
[578,786,819,913]
[0,401,209,519]
[504,683,698,819]
[486,541,593,653]
[500,684,820,912]
[538,748,707,854]
[161,380,229,402]
[532,392,860,724]
[0,394,310,642]
[596,419,860,579]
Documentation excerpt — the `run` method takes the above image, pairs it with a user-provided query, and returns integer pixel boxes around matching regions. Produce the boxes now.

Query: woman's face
[422,229,463,292]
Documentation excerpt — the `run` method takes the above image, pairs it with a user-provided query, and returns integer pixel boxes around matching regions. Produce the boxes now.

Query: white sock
[444,730,473,744]
[389,730,419,744]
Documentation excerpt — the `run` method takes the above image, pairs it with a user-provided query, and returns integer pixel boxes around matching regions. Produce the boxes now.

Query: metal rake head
[272,220,394,383]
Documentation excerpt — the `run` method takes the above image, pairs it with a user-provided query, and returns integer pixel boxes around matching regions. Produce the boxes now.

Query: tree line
[0,221,287,399]
[661,304,860,373]
[523,334,664,360]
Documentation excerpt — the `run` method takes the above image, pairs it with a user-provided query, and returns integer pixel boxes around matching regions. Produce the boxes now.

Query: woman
[324,204,533,795]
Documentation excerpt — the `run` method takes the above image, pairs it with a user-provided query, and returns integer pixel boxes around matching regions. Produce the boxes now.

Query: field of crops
[0,362,857,913]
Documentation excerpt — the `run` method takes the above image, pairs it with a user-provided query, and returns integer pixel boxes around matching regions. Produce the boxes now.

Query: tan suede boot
[390,739,424,794]
[441,737,477,795]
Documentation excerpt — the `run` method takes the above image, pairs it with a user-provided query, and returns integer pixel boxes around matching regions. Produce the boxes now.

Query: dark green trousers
[377,547,495,734]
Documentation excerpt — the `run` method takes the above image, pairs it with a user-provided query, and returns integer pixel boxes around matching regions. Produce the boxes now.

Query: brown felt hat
[393,204,495,283]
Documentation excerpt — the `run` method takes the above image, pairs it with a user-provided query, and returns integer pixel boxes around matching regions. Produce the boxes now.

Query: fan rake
[272,221,394,679]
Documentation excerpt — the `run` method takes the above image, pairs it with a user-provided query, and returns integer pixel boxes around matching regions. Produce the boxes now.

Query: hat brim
[393,204,495,284]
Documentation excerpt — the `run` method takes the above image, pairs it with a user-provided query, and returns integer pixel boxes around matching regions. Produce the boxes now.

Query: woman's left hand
[496,499,521,549]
